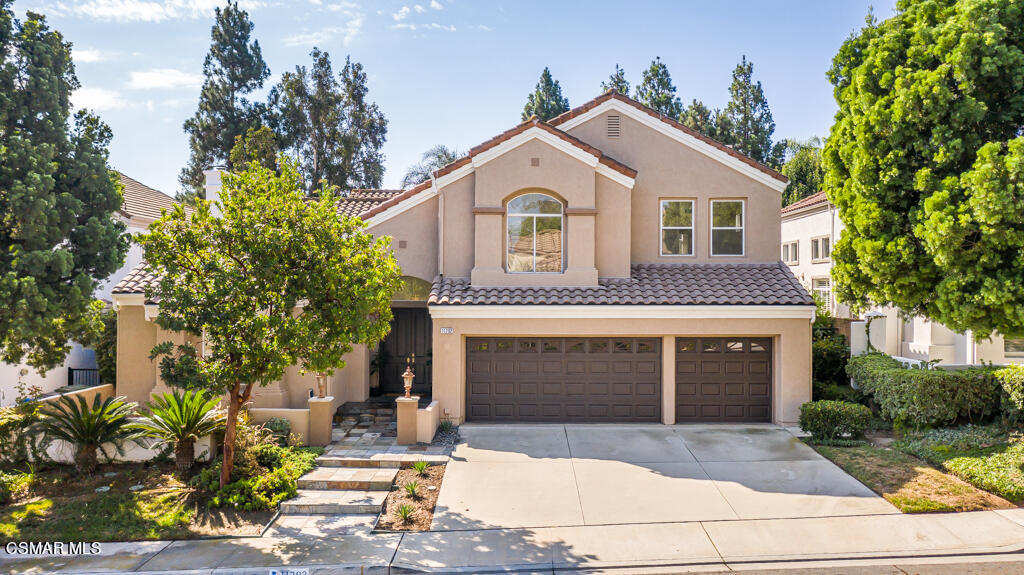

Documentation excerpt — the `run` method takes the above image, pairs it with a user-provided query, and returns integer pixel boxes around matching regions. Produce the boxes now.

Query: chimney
[203,167,224,217]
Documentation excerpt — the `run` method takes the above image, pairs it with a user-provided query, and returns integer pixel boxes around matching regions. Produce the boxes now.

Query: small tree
[522,67,569,121]
[131,389,225,475]
[600,64,630,94]
[141,157,401,487]
[36,395,137,473]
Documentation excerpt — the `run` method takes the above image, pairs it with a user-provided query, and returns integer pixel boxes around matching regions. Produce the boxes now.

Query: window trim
[1004,337,1024,358]
[812,276,832,310]
[659,198,695,257]
[782,240,799,265]
[811,235,831,263]
[709,199,745,257]
[505,192,564,274]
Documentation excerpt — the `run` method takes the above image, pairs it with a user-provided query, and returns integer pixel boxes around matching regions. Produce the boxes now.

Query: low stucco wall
[429,314,812,426]
[45,434,214,465]
[249,407,310,444]
[417,400,441,443]
[38,383,114,406]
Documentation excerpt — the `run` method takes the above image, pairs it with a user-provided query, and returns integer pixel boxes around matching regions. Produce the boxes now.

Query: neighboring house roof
[781,191,829,215]
[336,188,406,218]
[118,172,188,221]
[358,180,433,221]
[429,263,813,306]
[549,91,788,185]
[111,262,159,303]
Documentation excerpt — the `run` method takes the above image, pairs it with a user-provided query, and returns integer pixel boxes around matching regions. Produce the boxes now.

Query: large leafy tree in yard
[781,138,825,206]
[401,144,461,188]
[140,156,402,487]
[634,57,682,118]
[522,67,569,121]
[270,49,388,192]
[825,0,1024,338]
[718,55,782,168]
[0,3,127,371]
[179,1,269,200]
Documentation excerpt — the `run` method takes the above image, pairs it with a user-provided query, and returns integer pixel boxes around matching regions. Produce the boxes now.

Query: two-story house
[112,92,815,426]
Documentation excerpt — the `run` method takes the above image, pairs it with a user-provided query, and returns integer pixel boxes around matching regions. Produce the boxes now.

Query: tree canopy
[824,0,1024,338]
[141,156,401,486]
[522,67,569,121]
[680,99,719,139]
[718,56,782,168]
[634,57,682,118]
[600,64,630,94]
[781,138,825,206]
[0,2,127,371]
[401,144,461,188]
[179,1,269,200]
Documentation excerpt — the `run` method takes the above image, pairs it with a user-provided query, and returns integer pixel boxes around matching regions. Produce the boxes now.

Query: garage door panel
[676,337,772,423]
[467,337,661,423]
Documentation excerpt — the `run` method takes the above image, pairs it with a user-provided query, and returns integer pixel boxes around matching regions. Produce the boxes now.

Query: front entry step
[296,467,397,490]
[279,489,388,515]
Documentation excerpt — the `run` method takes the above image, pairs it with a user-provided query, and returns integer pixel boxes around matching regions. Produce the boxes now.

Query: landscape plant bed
[0,462,274,542]
[375,463,445,531]
[809,442,1016,513]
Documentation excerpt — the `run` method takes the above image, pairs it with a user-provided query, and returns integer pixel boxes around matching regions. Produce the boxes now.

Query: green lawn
[893,425,1024,503]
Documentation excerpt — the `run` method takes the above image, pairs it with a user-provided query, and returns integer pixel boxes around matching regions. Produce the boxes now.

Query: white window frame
[506,193,564,274]
[659,199,695,257]
[812,277,832,310]
[709,199,745,257]
[811,236,831,263]
[782,240,799,265]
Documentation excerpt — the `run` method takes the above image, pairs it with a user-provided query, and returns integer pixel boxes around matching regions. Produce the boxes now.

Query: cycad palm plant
[36,395,138,473]
[131,390,225,475]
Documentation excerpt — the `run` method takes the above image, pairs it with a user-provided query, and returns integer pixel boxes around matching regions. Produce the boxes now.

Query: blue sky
[15,0,896,195]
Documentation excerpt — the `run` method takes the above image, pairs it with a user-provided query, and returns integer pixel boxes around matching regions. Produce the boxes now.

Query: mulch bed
[375,464,445,531]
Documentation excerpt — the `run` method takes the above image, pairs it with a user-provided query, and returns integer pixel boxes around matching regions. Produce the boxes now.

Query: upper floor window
[782,240,799,265]
[660,199,694,256]
[811,236,831,262]
[710,200,744,256]
[507,193,563,273]
[812,277,831,309]
[1005,337,1024,358]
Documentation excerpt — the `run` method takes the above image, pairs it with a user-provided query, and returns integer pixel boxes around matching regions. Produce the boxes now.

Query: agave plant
[131,389,225,475]
[36,395,138,473]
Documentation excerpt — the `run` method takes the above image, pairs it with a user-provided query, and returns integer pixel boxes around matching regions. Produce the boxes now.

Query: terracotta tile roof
[432,117,637,181]
[429,263,813,306]
[111,261,160,302]
[548,91,788,185]
[781,191,829,214]
[346,189,405,200]
[117,172,184,221]
[332,189,407,218]
[358,180,433,220]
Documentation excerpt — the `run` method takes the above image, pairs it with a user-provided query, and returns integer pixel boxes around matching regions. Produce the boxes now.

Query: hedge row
[847,353,1002,428]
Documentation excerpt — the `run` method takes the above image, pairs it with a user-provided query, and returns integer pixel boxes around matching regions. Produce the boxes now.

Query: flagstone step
[296,466,397,490]
[279,489,388,515]
[317,454,449,468]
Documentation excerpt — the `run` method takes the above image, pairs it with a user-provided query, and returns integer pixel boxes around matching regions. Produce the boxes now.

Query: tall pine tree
[681,99,718,139]
[179,1,269,200]
[718,56,780,167]
[634,57,682,117]
[522,67,569,121]
[600,64,630,94]
[0,2,127,370]
[338,56,387,190]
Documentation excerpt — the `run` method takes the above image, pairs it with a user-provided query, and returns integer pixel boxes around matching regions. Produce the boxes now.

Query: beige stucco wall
[429,312,812,426]
[368,195,439,283]
[566,111,782,264]
[595,174,632,278]
[115,305,159,405]
[440,173,475,278]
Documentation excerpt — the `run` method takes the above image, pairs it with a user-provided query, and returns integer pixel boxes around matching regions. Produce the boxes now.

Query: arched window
[507,193,563,273]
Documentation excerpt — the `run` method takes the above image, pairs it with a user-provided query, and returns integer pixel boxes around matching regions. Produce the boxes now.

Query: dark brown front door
[466,337,661,422]
[378,307,432,395]
[675,337,772,422]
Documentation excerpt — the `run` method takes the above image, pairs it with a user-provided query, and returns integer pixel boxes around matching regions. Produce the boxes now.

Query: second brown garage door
[675,337,772,422]
[466,337,661,422]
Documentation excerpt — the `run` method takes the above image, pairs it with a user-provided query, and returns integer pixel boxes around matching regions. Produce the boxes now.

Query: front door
[378,307,432,396]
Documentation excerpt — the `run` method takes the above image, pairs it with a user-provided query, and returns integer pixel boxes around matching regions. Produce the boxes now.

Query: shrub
[0,404,49,467]
[265,417,292,446]
[395,503,415,522]
[800,400,872,441]
[35,395,138,473]
[812,335,849,387]
[130,389,225,475]
[403,480,419,498]
[411,460,429,475]
[847,353,1000,428]
[191,444,323,511]
[0,470,31,505]
[994,365,1024,426]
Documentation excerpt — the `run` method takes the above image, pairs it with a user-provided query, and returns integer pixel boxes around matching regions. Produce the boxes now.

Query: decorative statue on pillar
[402,354,415,398]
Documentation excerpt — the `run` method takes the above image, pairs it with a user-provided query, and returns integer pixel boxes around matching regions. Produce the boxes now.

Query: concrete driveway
[431,424,898,531]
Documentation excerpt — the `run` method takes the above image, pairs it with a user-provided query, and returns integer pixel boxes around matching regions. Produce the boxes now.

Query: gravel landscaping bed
[376,464,445,531]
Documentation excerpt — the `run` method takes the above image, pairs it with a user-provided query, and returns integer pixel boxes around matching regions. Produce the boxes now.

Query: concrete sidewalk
[2,509,1023,574]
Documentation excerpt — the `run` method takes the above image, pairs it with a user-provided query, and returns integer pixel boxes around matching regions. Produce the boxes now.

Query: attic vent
[530,157,540,167]
[607,114,621,138]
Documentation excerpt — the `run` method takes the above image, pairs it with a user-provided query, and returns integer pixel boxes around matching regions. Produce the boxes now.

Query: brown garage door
[466,337,661,422]
[675,337,772,422]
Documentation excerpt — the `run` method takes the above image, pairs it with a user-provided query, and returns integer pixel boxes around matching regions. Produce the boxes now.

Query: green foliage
[781,138,825,206]
[680,99,719,139]
[994,365,1024,426]
[179,1,270,198]
[438,419,454,433]
[799,400,872,441]
[401,144,461,188]
[270,49,388,192]
[0,392,51,467]
[192,444,321,511]
[403,480,419,498]
[264,417,291,446]
[716,55,782,168]
[848,353,1000,428]
[824,0,1024,337]
[0,3,128,371]
[395,503,415,522]
[229,125,278,174]
[0,470,31,505]
[600,64,630,95]
[522,67,569,121]
[130,390,225,474]
[812,335,856,402]
[36,395,138,473]
[95,310,117,385]
[633,57,682,118]
[411,460,429,476]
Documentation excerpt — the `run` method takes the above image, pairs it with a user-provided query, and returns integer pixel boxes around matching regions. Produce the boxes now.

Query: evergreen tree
[600,64,630,94]
[780,138,824,205]
[680,99,718,139]
[179,1,269,200]
[634,57,682,117]
[0,3,128,370]
[718,55,778,166]
[401,144,461,188]
[338,56,387,190]
[522,67,569,121]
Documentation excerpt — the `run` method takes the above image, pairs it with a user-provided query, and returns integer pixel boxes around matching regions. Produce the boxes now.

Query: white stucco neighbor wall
[780,202,851,319]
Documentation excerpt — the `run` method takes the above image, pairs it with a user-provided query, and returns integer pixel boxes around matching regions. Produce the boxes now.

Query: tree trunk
[175,439,195,476]
[76,444,98,474]
[220,386,241,489]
